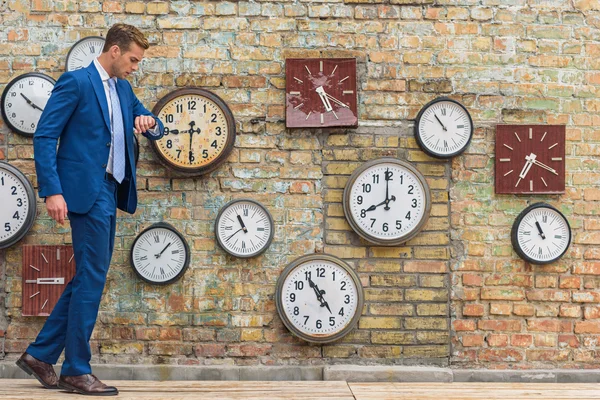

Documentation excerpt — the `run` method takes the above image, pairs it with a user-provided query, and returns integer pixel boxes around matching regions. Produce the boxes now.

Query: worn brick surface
[0,1,598,369]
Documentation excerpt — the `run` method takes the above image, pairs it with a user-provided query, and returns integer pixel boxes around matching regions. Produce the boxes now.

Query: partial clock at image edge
[511,202,572,265]
[343,158,432,246]
[285,58,358,128]
[0,162,37,249]
[1,72,56,137]
[414,96,474,159]
[275,254,364,344]
[65,36,105,72]
[22,245,76,316]
[150,88,236,175]
[130,222,191,285]
[214,198,274,258]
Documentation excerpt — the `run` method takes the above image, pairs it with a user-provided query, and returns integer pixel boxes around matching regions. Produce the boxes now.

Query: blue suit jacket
[34,64,164,214]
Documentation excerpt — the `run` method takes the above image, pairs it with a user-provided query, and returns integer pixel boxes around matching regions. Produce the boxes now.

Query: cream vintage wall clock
[343,158,431,246]
[275,254,364,343]
[285,58,358,128]
[151,88,236,175]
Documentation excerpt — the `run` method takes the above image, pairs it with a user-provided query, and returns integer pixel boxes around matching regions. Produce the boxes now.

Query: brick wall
[1,0,599,368]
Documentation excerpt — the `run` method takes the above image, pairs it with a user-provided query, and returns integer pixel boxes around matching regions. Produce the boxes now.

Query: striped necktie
[107,78,125,183]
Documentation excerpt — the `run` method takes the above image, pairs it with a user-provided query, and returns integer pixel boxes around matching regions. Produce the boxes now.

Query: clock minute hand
[225,228,243,242]
[433,113,447,131]
[325,93,349,109]
[20,93,44,112]
[531,159,558,176]
[155,242,172,258]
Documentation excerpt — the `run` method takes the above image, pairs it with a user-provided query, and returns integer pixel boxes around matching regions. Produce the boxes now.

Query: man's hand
[46,194,68,225]
[134,115,156,134]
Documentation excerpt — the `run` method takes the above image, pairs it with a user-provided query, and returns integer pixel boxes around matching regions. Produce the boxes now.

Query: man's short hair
[103,23,149,52]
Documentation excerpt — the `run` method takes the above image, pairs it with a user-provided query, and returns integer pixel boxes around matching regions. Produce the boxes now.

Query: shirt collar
[93,57,112,83]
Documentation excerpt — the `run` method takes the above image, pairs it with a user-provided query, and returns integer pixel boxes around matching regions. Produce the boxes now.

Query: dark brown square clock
[285,58,358,128]
[495,125,565,194]
[22,245,76,316]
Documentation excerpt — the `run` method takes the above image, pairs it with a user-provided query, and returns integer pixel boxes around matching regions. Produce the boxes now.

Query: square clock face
[495,125,565,194]
[285,58,358,128]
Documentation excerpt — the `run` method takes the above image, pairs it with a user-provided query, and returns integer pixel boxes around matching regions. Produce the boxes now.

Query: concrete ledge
[1,362,599,383]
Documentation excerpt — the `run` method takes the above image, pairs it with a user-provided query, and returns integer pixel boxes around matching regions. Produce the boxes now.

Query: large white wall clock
[343,158,431,246]
[0,162,37,249]
[275,254,364,343]
[65,36,105,71]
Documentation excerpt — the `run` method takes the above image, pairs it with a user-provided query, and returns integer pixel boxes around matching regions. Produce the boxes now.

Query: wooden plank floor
[1,380,600,399]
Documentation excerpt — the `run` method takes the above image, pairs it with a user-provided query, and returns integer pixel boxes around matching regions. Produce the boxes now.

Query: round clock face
[151,88,236,175]
[1,73,55,137]
[414,97,473,158]
[130,222,190,285]
[66,36,105,71]
[511,202,571,265]
[215,199,274,258]
[343,158,431,246]
[275,254,364,343]
[0,162,37,249]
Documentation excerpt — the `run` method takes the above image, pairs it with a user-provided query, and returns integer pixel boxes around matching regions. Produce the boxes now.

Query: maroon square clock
[285,58,358,128]
[495,125,565,194]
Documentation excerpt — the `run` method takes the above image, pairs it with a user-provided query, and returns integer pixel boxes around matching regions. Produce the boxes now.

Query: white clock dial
[276,254,364,343]
[1,73,55,137]
[66,36,105,71]
[415,97,473,158]
[0,163,36,249]
[344,158,431,246]
[130,223,190,284]
[512,203,571,265]
[215,199,274,258]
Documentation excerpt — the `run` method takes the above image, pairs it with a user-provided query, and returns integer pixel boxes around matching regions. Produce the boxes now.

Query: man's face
[111,43,145,79]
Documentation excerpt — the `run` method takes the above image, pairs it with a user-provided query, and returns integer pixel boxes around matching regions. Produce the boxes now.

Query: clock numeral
[554,235,562,239]
[316,320,322,329]
[372,174,379,184]
[356,195,363,205]
[340,281,347,291]
[316,267,325,278]
[17,198,23,207]
[441,108,447,116]
[11,186,17,195]
[303,315,309,325]
[243,208,249,217]
[224,226,233,230]
[160,267,165,275]
[305,271,311,280]
[172,250,180,254]
[338,307,344,316]
[538,247,543,255]
[382,222,389,232]
[176,150,181,159]
[396,220,402,229]
[370,218,376,228]
[295,281,304,290]
[202,149,208,159]
[241,241,246,249]
[176,104,183,113]
[408,185,414,194]
[139,256,148,261]
[5,222,11,232]
[257,227,265,232]
[211,114,217,123]
[344,295,350,304]
[542,215,548,223]
[412,199,417,208]
[166,140,172,149]
[332,271,336,281]
[13,211,20,219]
[289,293,296,302]
[165,114,174,123]
[211,140,217,148]
[0,177,3,185]
[215,127,222,136]
[521,231,531,235]
[154,235,160,243]
[293,306,299,315]
[362,183,371,193]
[405,211,411,220]
[329,317,335,326]
[188,100,196,110]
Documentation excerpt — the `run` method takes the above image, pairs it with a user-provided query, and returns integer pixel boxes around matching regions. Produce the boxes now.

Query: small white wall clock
[275,254,364,343]
[130,222,190,285]
[215,199,274,258]
[1,73,55,137]
[414,97,473,159]
[511,202,571,265]
[65,36,105,71]
[343,158,431,246]
[0,162,37,249]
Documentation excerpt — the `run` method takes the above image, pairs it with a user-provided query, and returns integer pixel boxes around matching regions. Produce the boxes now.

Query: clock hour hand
[20,93,44,112]
[315,86,333,112]
[433,113,447,131]
[237,215,248,233]
[168,128,179,135]
[534,220,546,240]
[307,276,330,312]
[25,278,65,284]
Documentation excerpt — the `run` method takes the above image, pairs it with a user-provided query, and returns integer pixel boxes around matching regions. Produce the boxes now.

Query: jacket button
[102,164,107,168]
[106,142,111,147]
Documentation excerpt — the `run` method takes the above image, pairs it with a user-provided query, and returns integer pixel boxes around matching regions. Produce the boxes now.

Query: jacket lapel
[87,65,111,131]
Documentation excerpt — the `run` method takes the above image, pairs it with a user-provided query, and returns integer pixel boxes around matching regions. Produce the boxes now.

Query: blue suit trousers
[27,176,117,376]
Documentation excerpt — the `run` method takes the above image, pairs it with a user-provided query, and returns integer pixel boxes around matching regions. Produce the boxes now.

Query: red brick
[481,289,525,301]
[527,319,572,332]
[584,306,600,319]
[135,327,159,341]
[535,275,557,288]
[226,344,272,357]
[558,334,580,348]
[490,303,512,315]
[487,334,508,347]
[559,304,581,318]
[573,263,600,275]
[478,320,522,332]
[463,304,484,317]
[511,334,533,347]
[479,349,524,362]
[575,321,600,334]
[462,274,483,286]
[559,276,581,289]
[461,334,484,347]
[526,290,570,302]
[513,304,535,316]
[527,349,570,361]
[194,343,226,357]
[534,333,557,347]
[454,320,476,331]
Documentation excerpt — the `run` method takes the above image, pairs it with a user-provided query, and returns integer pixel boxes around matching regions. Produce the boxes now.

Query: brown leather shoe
[58,374,118,396]
[15,352,59,389]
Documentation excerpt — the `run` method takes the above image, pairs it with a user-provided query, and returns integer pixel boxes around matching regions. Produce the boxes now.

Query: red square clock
[285,58,358,128]
[495,125,565,194]
[22,245,76,316]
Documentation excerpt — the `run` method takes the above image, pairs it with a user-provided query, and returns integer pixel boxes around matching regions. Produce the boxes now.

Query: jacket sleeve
[33,73,80,198]
[129,82,164,140]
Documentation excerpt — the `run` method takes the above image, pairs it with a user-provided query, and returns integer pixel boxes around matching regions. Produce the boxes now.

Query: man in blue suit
[17,24,164,396]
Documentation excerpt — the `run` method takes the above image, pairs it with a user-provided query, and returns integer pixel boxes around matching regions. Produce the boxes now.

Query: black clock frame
[414,96,474,159]
[129,222,191,285]
[150,88,236,175]
[511,202,572,265]
[0,162,37,249]
[214,198,274,258]
[1,72,56,137]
